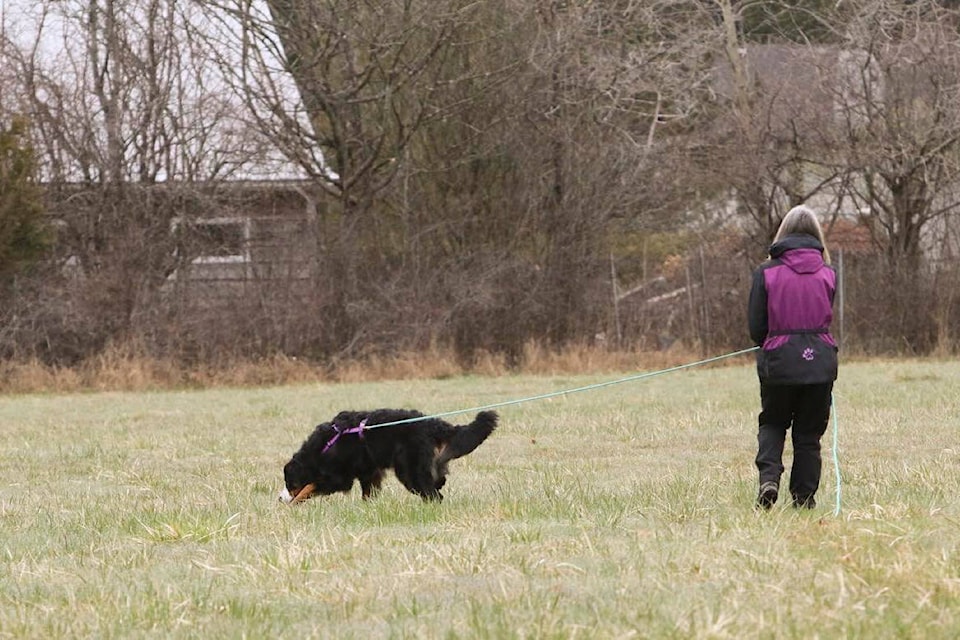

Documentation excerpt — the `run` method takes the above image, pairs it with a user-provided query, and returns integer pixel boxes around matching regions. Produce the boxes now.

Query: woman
[748,204,838,509]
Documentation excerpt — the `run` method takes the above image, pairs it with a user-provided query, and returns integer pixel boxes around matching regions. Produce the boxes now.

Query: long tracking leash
[831,394,842,516]
[361,346,761,429]
[349,345,844,514]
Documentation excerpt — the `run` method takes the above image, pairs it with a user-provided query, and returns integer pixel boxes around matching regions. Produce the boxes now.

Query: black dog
[279,409,497,503]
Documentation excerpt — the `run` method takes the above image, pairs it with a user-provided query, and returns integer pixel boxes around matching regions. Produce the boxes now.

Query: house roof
[824,217,876,256]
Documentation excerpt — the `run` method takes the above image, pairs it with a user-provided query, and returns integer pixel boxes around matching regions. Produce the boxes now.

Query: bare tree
[706,1,960,264]
[191,1,523,353]
[6,1,263,184]
[0,0,266,361]
[702,1,960,352]
[198,3,493,228]
[700,0,853,248]
[833,1,960,269]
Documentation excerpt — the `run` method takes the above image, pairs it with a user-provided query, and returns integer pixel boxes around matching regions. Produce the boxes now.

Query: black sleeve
[747,266,768,346]
[828,264,838,307]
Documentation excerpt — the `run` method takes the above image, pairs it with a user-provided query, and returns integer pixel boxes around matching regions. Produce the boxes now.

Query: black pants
[756,382,833,502]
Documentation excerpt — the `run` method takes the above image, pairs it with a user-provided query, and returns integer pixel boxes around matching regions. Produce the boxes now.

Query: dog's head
[278,455,317,504]
[279,421,355,505]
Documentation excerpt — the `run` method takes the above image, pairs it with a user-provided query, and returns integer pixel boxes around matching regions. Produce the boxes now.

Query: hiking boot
[756,481,779,510]
[793,494,816,509]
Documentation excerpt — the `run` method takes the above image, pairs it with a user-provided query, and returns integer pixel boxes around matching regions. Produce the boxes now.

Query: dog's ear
[283,458,306,488]
[332,410,366,426]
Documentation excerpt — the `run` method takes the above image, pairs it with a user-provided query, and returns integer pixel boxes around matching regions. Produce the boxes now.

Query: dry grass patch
[0,340,715,393]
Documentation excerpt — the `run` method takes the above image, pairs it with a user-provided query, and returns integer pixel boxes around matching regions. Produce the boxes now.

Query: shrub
[0,117,50,281]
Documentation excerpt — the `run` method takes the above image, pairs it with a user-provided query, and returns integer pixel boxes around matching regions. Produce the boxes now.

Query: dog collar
[322,419,367,454]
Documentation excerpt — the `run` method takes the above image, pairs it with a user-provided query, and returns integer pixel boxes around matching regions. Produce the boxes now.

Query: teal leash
[831,393,842,516]
[361,346,760,430]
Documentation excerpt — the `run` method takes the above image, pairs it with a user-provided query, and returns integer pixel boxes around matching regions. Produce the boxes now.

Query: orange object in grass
[291,483,316,503]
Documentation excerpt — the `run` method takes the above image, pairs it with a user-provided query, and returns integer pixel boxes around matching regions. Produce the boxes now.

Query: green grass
[3,360,960,638]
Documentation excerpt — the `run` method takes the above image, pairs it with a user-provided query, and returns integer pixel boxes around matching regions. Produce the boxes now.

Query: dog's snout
[278,487,294,504]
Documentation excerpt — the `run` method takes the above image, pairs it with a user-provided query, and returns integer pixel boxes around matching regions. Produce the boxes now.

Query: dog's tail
[438,411,497,464]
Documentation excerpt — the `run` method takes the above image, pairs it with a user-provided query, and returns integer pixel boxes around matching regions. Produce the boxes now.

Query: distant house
[711,45,918,255]
[165,180,319,283]
[44,179,329,308]
[711,44,857,132]
[711,41,960,262]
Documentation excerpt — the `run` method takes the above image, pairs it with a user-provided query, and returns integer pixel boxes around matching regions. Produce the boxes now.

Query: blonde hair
[774,204,831,265]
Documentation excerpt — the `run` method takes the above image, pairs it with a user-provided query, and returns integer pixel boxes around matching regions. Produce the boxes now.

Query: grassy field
[2,358,960,639]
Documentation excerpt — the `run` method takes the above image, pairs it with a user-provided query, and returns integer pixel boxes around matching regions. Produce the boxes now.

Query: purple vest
[748,236,838,384]
[763,248,837,351]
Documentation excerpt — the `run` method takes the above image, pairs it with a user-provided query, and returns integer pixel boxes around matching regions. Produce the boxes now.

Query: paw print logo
[802,348,815,361]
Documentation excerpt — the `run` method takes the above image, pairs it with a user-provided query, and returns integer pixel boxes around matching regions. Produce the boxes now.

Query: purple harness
[322,419,367,454]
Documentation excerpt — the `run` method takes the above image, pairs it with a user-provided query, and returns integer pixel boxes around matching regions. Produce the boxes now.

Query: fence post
[838,247,845,352]
[610,253,622,346]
